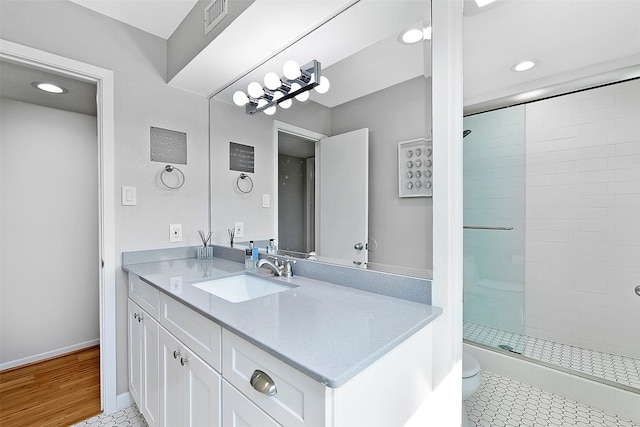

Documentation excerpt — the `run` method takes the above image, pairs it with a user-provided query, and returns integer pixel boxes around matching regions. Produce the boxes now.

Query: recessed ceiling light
[399,27,431,45]
[475,0,497,7]
[511,60,537,72]
[32,82,68,94]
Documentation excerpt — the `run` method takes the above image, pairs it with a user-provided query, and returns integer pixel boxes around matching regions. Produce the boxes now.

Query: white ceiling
[68,0,198,39]
[3,0,640,115]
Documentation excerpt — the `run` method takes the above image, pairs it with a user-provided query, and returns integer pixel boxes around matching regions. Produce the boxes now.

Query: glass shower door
[463,105,526,353]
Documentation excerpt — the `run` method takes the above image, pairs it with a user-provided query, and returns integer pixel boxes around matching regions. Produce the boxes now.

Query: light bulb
[295,89,309,102]
[273,91,284,102]
[401,28,424,44]
[289,82,301,95]
[264,105,277,115]
[280,98,292,109]
[257,99,268,109]
[314,76,330,94]
[232,91,249,106]
[247,81,264,99]
[264,72,281,91]
[283,60,301,80]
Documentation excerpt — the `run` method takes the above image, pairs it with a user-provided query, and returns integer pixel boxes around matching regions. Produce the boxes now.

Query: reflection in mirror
[210,0,432,278]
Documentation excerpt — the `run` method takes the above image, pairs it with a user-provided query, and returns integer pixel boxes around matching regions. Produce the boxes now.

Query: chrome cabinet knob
[250,370,277,396]
[173,350,180,359]
[180,357,188,366]
[354,242,364,250]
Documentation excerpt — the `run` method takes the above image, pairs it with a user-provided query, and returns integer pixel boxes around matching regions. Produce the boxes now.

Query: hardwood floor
[0,346,101,427]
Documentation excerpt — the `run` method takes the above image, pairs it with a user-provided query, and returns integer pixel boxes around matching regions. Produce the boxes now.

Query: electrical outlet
[234,222,244,238]
[170,224,182,242]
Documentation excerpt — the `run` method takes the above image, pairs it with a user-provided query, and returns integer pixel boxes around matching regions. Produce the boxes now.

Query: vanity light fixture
[511,59,537,72]
[232,59,330,116]
[31,81,68,94]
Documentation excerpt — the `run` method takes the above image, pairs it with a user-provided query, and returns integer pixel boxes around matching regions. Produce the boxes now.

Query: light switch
[121,186,136,206]
[262,194,270,208]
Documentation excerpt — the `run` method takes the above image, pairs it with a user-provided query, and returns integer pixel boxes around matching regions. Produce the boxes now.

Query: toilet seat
[462,352,480,378]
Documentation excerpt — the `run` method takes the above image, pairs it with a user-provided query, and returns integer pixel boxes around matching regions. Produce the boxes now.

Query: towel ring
[160,164,185,190]
[236,173,253,194]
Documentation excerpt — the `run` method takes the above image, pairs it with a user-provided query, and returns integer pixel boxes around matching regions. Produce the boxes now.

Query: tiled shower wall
[524,78,640,359]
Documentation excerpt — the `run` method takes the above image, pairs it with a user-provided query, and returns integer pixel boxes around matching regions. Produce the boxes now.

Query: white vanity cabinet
[127,298,160,427]
[159,327,221,427]
[127,272,433,427]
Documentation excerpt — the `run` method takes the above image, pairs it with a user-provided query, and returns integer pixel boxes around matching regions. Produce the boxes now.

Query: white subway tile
[613,219,640,233]
[615,115,640,131]
[573,207,607,220]
[580,169,616,183]
[574,182,607,195]
[550,172,580,185]
[615,141,640,156]
[580,144,616,159]
[580,194,615,208]
[615,194,640,206]
[606,206,640,220]
[607,128,638,144]
[574,108,607,125]
[581,219,614,232]
[580,93,615,112]
[575,158,607,172]
[580,119,616,136]
[574,132,607,148]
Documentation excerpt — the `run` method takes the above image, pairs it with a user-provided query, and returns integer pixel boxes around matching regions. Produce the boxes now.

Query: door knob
[354,242,364,250]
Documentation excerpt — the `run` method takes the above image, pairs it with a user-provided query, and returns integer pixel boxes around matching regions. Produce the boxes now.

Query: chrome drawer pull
[250,370,277,396]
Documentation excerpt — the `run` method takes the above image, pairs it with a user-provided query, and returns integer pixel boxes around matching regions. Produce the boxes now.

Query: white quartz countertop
[124,257,441,388]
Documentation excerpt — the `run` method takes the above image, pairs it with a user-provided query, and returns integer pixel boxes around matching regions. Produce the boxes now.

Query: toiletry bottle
[245,247,253,270]
[268,238,275,254]
[250,240,259,267]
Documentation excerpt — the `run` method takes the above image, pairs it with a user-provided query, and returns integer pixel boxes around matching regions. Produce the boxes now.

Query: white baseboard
[0,338,100,371]
[116,391,134,412]
[464,342,640,424]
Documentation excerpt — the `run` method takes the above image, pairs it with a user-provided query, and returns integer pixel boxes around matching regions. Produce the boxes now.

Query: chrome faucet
[257,257,284,276]
[257,257,296,277]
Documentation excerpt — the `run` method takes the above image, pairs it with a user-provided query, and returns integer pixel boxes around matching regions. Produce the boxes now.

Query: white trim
[429,0,464,425]
[271,120,327,248]
[117,391,135,411]
[0,339,100,371]
[0,39,117,414]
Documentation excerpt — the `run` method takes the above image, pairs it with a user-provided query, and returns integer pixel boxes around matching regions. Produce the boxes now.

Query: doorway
[0,39,116,413]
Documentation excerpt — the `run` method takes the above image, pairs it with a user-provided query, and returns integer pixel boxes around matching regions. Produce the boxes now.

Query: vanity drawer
[222,329,327,427]
[160,293,221,372]
[223,380,281,427]
[129,274,160,319]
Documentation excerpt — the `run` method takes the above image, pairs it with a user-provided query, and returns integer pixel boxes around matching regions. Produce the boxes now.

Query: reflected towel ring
[236,173,253,194]
[160,165,185,190]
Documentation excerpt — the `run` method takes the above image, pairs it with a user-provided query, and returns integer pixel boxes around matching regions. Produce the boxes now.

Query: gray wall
[331,76,433,272]
[1,0,210,395]
[0,99,99,366]
[209,98,330,246]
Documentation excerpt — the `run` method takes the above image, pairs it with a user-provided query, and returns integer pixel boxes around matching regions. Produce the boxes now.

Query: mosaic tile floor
[464,321,640,390]
[72,404,148,427]
[465,370,639,427]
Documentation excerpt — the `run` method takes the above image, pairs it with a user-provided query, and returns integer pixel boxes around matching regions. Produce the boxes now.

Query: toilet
[462,352,481,427]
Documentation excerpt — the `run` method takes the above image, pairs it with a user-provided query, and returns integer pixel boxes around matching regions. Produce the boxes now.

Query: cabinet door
[140,308,160,427]
[160,328,183,427]
[128,299,143,408]
[182,345,221,427]
[222,380,280,427]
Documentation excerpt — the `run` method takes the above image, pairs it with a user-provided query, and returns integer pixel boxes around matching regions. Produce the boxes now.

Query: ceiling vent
[204,0,228,35]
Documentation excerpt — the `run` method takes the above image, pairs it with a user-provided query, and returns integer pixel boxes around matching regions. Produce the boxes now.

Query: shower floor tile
[464,321,640,390]
[466,370,639,427]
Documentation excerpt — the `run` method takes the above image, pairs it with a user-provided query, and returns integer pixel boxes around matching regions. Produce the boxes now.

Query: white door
[128,300,142,407]
[160,329,183,427]
[183,347,221,427]
[317,128,369,267]
[140,312,160,427]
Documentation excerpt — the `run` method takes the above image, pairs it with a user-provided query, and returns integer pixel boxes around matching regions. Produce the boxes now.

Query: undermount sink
[191,274,296,303]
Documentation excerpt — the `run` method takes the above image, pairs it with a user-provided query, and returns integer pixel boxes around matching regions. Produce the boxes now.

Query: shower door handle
[635,285,640,297]
[463,225,514,231]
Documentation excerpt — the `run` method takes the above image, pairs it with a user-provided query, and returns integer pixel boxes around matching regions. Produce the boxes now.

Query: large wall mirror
[209,0,433,278]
